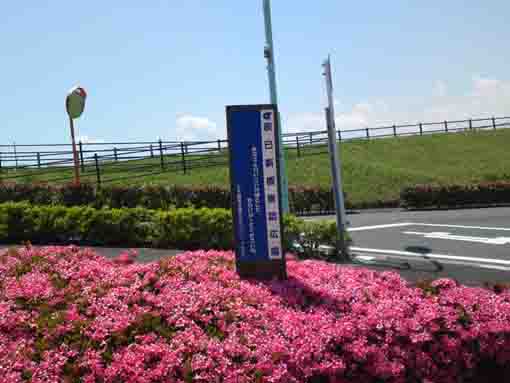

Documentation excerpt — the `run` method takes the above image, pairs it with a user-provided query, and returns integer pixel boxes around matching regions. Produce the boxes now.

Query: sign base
[236,259,287,280]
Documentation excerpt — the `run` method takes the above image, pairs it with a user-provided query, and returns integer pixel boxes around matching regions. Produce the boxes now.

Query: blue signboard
[226,105,286,280]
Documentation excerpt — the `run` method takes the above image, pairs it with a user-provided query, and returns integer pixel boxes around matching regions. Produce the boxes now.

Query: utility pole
[263,0,290,214]
[323,56,349,258]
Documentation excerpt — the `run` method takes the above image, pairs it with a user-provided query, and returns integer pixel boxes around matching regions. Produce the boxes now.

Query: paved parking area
[350,222,510,270]
[343,207,510,285]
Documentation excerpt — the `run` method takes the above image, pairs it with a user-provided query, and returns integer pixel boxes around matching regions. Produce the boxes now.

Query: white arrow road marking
[413,223,510,232]
[350,247,510,267]
[404,231,510,245]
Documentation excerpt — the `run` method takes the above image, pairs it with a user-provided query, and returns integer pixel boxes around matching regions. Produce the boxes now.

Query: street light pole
[323,56,349,258]
[65,85,87,186]
[68,115,81,186]
[263,0,290,214]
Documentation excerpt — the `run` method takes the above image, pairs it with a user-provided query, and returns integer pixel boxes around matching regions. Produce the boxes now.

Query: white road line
[348,222,510,233]
[403,231,510,245]
[350,246,510,266]
[353,253,510,272]
[476,264,510,272]
[411,223,510,231]
[348,222,413,232]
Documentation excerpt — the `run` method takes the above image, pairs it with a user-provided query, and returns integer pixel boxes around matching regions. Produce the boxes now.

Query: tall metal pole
[323,56,348,258]
[263,0,290,214]
[69,116,81,185]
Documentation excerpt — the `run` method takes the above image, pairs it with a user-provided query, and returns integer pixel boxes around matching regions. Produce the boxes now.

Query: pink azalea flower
[0,246,509,382]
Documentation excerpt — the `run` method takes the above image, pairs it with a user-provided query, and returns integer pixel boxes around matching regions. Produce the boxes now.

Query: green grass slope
[4,129,510,206]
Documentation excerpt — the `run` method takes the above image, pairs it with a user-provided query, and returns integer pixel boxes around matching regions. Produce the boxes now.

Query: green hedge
[0,202,349,258]
[0,182,399,214]
[401,181,510,209]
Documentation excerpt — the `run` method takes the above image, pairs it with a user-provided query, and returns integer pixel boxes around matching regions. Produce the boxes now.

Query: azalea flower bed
[1,247,509,382]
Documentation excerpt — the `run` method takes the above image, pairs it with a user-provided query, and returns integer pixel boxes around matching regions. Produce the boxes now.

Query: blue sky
[1,1,509,144]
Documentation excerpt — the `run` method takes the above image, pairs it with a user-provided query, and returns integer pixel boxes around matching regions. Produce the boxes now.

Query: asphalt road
[313,207,510,286]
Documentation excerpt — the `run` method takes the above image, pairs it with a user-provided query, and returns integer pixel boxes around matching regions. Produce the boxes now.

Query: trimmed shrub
[0,182,404,213]
[0,183,363,214]
[58,182,96,206]
[153,208,233,250]
[95,185,145,208]
[0,182,56,205]
[402,181,510,209]
[0,203,347,257]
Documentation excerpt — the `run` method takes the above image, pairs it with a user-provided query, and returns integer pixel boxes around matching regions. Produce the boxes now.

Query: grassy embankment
[4,129,510,206]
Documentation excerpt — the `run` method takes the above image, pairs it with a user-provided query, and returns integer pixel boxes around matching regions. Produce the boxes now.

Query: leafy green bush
[153,208,233,249]
[0,203,347,258]
[95,185,145,208]
[283,215,351,259]
[289,186,336,214]
[0,182,402,212]
[401,181,510,209]
[138,185,173,210]
[0,182,56,205]
[0,201,37,242]
[83,207,155,246]
[0,183,361,214]
[58,183,96,206]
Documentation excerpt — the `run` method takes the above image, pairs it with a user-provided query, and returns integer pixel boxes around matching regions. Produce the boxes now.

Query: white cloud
[77,135,104,144]
[433,80,447,97]
[175,114,223,142]
[472,76,501,97]
[285,76,510,135]
[285,100,392,134]
[169,77,509,142]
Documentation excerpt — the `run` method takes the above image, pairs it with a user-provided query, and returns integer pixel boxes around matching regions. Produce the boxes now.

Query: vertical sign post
[227,104,287,280]
[263,0,290,214]
[65,85,87,186]
[323,57,349,258]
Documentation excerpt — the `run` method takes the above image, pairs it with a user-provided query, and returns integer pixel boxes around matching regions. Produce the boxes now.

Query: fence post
[444,120,448,132]
[158,139,165,170]
[180,142,187,174]
[309,132,313,145]
[419,123,423,135]
[393,125,397,137]
[217,139,221,152]
[469,119,473,130]
[0,153,2,172]
[150,144,154,158]
[366,128,370,139]
[296,136,301,157]
[79,141,85,172]
[94,153,101,187]
[114,147,118,162]
[492,117,496,130]
[337,130,341,142]
[37,152,41,168]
